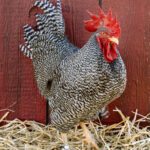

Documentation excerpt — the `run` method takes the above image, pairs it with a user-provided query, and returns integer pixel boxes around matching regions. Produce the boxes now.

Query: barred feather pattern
[19,45,33,59]
[19,24,37,59]
[33,0,65,36]
[19,0,127,133]
[20,0,65,59]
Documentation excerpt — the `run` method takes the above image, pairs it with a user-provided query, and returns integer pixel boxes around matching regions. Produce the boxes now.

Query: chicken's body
[20,0,126,148]
[45,33,126,132]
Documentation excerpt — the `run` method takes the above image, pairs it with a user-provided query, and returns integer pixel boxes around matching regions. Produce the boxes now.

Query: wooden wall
[0,0,46,123]
[0,0,149,124]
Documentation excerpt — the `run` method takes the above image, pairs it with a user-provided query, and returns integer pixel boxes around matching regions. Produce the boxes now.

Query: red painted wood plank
[101,0,150,124]
[0,0,46,123]
[62,0,99,47]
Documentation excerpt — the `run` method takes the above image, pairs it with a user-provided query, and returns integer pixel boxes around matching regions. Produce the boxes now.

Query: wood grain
[62,0,99,47]
[0,0,46,123]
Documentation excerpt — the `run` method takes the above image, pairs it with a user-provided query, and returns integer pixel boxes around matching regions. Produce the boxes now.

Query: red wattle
[96,37,118,63]
[103,42,118,63]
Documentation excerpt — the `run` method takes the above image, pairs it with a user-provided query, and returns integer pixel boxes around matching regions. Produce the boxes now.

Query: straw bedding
[0,109,149,150]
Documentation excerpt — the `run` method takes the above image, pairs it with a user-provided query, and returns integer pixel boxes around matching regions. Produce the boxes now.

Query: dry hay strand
[0,108,149,150]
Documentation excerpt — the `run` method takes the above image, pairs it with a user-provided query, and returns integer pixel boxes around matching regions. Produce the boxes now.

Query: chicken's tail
[20,0,65,59]
[31,0,65,36]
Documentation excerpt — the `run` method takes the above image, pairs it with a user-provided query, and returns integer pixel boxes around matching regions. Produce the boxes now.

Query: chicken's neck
[82,34,119,62]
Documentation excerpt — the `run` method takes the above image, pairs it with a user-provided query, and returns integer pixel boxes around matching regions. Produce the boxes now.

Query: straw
[0,108,149,150]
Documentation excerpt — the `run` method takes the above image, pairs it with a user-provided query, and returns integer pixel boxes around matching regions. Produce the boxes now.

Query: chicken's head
[84,8,120,63]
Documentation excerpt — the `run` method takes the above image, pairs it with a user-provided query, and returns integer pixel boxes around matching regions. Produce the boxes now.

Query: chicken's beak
[108,37,119,45]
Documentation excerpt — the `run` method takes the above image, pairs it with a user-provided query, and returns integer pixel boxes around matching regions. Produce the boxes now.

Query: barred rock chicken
[20,0,127,149]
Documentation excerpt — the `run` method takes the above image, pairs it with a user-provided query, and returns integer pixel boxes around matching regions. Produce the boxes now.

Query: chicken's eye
[101,32,106,35]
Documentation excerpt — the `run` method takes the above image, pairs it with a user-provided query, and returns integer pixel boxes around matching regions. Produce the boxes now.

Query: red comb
[84,8,120,37]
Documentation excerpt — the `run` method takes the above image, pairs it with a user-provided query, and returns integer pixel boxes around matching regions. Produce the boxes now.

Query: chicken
[20,0,127,149]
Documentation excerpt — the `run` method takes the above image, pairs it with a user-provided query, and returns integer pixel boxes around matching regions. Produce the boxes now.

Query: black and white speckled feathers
[20,0,127,133]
